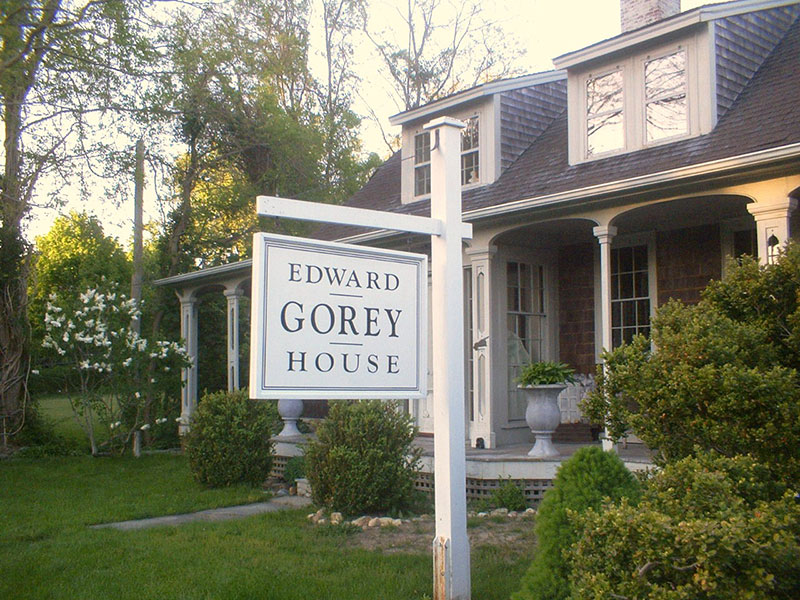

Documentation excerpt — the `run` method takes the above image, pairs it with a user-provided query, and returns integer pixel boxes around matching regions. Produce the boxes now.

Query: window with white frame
[507,261,546,419]
[414,132,431,197]
[461,116,480,185]
[573,39,703,164]
[611,245,651,347]
[413,115,480,198]
[586,69,625,157]
[644,49,687,143]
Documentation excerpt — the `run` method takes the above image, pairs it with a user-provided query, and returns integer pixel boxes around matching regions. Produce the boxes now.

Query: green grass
[35,393,110,450]
[0,454,534,599]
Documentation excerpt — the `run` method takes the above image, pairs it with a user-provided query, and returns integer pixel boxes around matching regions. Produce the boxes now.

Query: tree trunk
[0,90,32,437]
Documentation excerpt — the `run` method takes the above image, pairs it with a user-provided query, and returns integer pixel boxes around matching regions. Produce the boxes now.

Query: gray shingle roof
[317,14,800,242]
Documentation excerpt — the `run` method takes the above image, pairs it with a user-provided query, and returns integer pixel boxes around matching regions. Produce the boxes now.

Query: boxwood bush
[304,400,421,516]
[568,454,800,599]
[514,447,641,600]
[185,390,278,487]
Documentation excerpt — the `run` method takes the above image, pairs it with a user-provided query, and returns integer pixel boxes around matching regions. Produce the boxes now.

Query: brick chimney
[621,0,681,32]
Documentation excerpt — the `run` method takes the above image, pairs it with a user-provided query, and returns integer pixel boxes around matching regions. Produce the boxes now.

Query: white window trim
[583,64,628,159]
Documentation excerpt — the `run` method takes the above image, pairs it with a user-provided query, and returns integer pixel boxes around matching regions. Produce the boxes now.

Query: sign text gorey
[250,233,428,399]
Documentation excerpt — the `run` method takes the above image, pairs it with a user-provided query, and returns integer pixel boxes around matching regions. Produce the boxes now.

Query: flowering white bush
[43,282,190,455]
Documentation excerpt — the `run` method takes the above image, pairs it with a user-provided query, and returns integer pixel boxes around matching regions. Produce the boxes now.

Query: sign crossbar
[257,195,472,240]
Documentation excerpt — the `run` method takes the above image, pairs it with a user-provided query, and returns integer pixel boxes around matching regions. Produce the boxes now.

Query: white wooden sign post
[253,117,472,600]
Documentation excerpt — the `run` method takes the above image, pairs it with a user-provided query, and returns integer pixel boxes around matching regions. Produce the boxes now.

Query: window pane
[414,132,430,165]
[637,299,650,325]
[645,50,687,142]
[646,96,687,141]
[414,164,430,196]
[622,300,635,327]
[461,151,479,185]
[620,273,634,298]
[586,70,624,156]
[634,271,648,297]
[645,51,686,100]
[618,247,633,272]
[587,70,623,113]
[633,245,648,270]
[587,112,624,156]
[461,117,479,151]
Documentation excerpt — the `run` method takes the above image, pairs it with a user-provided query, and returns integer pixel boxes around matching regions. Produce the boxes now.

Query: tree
[0,0,153,437]
[30,212,131,342]
[365,0,524,113]
[513,447,641,600]
[582,247,800,483]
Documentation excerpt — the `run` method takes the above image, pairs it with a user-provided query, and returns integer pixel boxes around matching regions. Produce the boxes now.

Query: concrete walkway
[91,495,313,531]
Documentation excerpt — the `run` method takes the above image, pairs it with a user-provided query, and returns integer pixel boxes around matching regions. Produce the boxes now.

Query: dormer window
[586,69,624,156]
[414,132,432,197]
[644,49,687,143]
[569,37,707,165]
[413,115,482,198]
[461,116,480,185]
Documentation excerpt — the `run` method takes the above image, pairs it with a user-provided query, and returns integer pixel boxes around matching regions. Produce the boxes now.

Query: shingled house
[158,0,800,456]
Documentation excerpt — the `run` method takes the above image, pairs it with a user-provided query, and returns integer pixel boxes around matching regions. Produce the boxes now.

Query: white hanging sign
[250,232,428,399]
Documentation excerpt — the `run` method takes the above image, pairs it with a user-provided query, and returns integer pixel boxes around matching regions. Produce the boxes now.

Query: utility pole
[131,138,144,335]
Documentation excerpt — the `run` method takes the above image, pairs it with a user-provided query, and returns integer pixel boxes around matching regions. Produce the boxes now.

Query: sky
[27,0,724,246]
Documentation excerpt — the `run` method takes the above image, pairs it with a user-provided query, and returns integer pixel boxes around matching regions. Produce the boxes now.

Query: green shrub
[490,478,527,512]
[304,400,421,516]
[513,447,641,600]
[283,455,306,486]
[185,390,278,487]
[568,454,800,599]
[583,245,800,483]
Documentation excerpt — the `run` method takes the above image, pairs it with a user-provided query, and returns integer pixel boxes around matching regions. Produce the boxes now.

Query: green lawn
[0,454,533,600]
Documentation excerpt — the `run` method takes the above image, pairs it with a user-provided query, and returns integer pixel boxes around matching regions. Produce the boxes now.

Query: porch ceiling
[611,194,752,232]
[493,218,597,248]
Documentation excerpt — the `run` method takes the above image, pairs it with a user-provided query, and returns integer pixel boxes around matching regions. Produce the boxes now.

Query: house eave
[153,259,253,288]
[335,142,800,245]
[388,71,567,127]
[553,0,800,70]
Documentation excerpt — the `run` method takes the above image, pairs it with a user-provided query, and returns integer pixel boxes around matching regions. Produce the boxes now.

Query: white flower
[134,391,140,399]
[156,418,167,425]
[31,369,40,375]
[140,423,150,431]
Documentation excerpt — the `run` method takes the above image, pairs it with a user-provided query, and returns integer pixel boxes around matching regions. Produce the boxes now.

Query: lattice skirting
[271,455,290,479]
[414,472,553,507]
[272,456,553,508]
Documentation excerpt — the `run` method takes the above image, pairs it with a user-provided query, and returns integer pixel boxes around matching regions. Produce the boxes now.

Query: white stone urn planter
[277,398,304,438]
[519,384,566,459]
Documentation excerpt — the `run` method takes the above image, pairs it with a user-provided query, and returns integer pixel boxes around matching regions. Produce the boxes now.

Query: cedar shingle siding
[499,82,567,172]
[715,6,800,119]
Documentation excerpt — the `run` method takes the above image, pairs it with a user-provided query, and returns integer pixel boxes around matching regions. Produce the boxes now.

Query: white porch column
[746,198,797,265]
[593,225,617,452]
[466,245,497,449]
[179,296,198,435]
[224,289,243,391]
[427,116,471,600]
